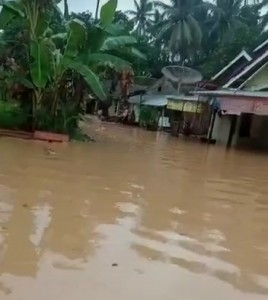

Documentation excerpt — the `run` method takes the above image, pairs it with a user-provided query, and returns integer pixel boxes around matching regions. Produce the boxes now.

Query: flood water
[0,120,268,300]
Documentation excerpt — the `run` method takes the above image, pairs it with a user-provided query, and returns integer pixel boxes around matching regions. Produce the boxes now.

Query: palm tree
[149,9,164,38]
[209,0,243,41]
[253,0,268,29]
[95,0,100,20]
[155,0,207,62]
[127,0,154,36]
[64,0,69,19]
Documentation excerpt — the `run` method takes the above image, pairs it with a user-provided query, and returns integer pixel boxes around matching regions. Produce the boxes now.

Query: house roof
[223,49,268,89]
[129,94,204,107]
[211,50,252,84]
[129,94,168,107]
[253,38,268,54]
[238,61,268,90]
[167,95,203,102]
[208,36,268,89]
[194,89,268,99]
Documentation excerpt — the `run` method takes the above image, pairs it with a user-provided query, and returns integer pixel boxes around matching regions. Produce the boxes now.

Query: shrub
[0,100,28,129]
[139,106,160,131]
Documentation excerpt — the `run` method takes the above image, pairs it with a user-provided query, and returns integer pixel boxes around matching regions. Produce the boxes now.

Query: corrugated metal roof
[194,89,268,98]
[129,93,207,106]
[167,95,202,102]
[129,94,168,107]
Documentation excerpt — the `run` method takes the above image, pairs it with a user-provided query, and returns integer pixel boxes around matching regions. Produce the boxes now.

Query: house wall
[222,114,268,149]
[251,115,268,148]
[133,105,140,123]
[211,114,240,146]
[237,115,268,148]
[211,114,229,145]
[212,114,268,149]
[243,62,268,91]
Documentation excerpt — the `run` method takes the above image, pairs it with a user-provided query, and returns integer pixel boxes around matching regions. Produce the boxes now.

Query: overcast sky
[59,0,169,13]
[58,0,264,15]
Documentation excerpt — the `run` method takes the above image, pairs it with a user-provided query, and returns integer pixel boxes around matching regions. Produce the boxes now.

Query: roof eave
[211,50,252,81]
[223,50,268,89]
[193,90,268,99]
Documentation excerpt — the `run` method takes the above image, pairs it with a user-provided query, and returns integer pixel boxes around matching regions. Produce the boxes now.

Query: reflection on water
[0,120,268,300]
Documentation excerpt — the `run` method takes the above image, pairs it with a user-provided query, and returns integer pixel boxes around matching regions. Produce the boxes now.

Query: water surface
[0,121,268,300]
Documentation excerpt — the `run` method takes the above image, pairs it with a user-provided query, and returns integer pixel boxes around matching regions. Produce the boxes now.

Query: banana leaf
[101,36,137,51]
[35,12,51,37]
[30,40,51,88]
[130,47,147,60]
[1,0,24,17]
[100,0,118,26]
[87,53,131,71]
[63,19,86,62]
[0,0,24,30]
[69,62,106,101]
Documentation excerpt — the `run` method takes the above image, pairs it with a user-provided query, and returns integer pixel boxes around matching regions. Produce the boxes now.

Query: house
[166,95,210,136]
[128,92,211,135]
[128,93,169,129]
[195,38,268,149]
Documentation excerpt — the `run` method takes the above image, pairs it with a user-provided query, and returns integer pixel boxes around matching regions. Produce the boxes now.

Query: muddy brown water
[0,120,268,300]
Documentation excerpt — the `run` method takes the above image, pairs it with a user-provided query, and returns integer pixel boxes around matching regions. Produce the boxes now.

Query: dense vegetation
[0,0,144,136]
[0,0,267,136]
[125,0,268,77]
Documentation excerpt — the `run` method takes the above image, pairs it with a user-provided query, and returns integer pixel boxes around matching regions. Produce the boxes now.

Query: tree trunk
[95,0,101,20]
[64,0,69,19]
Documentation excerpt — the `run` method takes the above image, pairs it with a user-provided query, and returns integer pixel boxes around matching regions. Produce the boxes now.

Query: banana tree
[0,0,146,132]
[0,0,142,98]
[0,0,63,127]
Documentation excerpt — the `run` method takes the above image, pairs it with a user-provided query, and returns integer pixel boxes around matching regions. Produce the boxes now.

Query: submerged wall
[232,115,268,149]
[211,114,240,146]
[238,115,268,149]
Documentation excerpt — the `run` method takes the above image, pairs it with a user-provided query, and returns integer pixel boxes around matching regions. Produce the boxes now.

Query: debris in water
[44,147,56,155]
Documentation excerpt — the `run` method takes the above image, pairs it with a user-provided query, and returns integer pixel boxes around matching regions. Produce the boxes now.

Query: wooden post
[208,110,216,142]
[160,107,165,130]
[227,115,237,148]
[95,0,100,20]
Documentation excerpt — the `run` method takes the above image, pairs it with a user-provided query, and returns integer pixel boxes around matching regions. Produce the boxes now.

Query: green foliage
[155,0,205,61]
[30,40,51,88]
[70,62,107,101]
[126,0,268,78]
[127,0,154,36]
[63,19,86,62]
[35,105,80,135]
[139,106,160,130]
[0,0,267,136]
[0,101,27,129]
[199,21,263,77]
[114,11,134,32]
[69,11,94,25]
[100,0,118,26]
[101,36,137,51]
[87,53,131,71]
[0,0,143,135]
